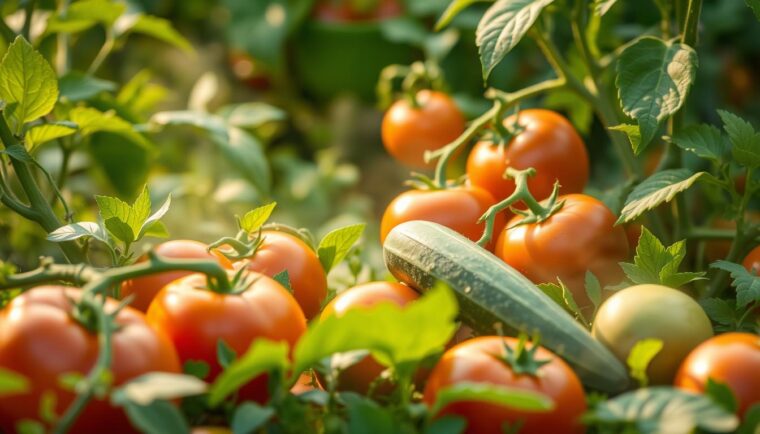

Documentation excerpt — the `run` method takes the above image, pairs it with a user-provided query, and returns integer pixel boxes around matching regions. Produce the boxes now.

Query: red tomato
[121,240,233,312]
[424,336,586,434]
[0,286,180,434]
[743,245,760,275]
[466,109,589,203]
[241,230,327,320]
[380,186,506,251]
[146,271,306,404]
[494,194,629,312]
[313,0,403,22]
[381,90,466,168]
[320,281,419,395]
[675,332,760,417]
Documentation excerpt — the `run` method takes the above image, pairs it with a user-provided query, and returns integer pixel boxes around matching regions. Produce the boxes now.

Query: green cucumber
[383,220,630,394]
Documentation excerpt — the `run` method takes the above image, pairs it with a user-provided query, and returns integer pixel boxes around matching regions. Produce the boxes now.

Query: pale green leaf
[123,400,190,434]
[25,123,77,151]
[46,0,125,33]
[70,107,152,149]
[609,124,642,151]
[118,14,193,53]
[317,223,365,273]
[47,222,108,243]
[138,195,171,240]
[214,127,271,195]
[217,103,287,129]
[626,338,663,387]
[112,373,207,406]
[239,202,277,233]
[618,169,707,224]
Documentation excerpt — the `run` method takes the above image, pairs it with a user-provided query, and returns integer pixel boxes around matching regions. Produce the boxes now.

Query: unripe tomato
[592,284,713,384]
[146,271,306,404]
[0,286,180,434]
[675,332,760,417]
[380,186,506,251]
[466,109,589,202]
[121,240,233,312]
[494,194,628,311]
[242,230,328,320]
[382,90,466,168]
[320,281,419,395]
[743,245,760,274]
[424,336,587,434]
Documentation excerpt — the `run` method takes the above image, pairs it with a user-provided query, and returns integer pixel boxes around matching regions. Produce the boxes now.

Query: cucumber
[383,220,630,394]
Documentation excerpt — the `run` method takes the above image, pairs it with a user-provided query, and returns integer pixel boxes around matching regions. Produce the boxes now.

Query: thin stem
[21,0,36,41]
[52,142,72,204]
[87,29,115,75]
[34,160,73,222]
[686,228,737,240]
[56,0,71,75]
[681,0,703,46]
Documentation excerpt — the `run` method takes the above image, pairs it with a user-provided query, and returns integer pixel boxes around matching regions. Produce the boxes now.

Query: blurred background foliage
[0,0,758,281]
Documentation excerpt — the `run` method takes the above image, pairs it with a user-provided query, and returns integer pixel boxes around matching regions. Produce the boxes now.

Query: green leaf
[706,378,738,413]
[594,0,618,16]
[46,0,126,33]
[0,36,58,128]
[619,227,706,287]
[437,0,487,30]
[671,124,727,162]
[119,14,193,53]
[711,261,760,307]
[183,360,210,380]
[70,107,153,150]
[208,339,289,407]
[239,202,277,233]
[217,340,238,370]
[700,298,738,328]
[0,367,28,397]
[25,123,77,151]
[151,110,228,139]
[626,338,663,387]
[430,382,553,416]
[738,404,760,434]
[15,420,45,434]
[423,417,467,434]
[609,124,641,151]
[476,0,554,79]
[137,195,171,240]
[95,186,156,245]
[616,37,698,153]
[58,72,116,101]
[217,102,286,129]
[112,373,207,406]
[272,270,292,293]
[47,222,109,243]
[293,283,458,374]
[3,144,33,163]
[586,387,739,434]
[746,0,760,21]
[537,280,587,326]
[344,394,397,434]
[217,127,271,196]
[123,400,190,434]
[317,224,365,273]
[585,271,602,311]
[231,402,275,434]
[718,110,760,168]
[88,132,152,199]
[618,169,708,224]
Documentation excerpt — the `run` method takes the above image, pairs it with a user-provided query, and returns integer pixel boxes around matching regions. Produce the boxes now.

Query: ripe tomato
[423,336,586,434]
[675,332,760,417]
[381,186,506,251]
[592,284,713,384]
[0,286,180,434]
[494,194,628,311]
[466,109,589,202]
[320,281,419,395]
[313,0,403,23]
[743,245,760,274]
[241,230,327,320]
[381,90,466,168]
[121,240,233,312]
[146,271,306,404]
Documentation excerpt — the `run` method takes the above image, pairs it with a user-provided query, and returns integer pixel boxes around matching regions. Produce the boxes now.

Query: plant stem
[56,0,71,75]
[686,228,737,240]
[87,29,115,75]
[681,0,703,45]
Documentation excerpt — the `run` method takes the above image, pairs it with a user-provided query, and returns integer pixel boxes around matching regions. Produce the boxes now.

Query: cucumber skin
[383,220,630,394]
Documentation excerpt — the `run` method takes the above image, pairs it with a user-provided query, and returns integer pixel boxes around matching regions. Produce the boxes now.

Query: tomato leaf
[617,169,709,225]
[25,122,78,151]
[239,202,277,233]
[231,402,275,434]
[436,0,488,30]
[70,107,153,149]
[216,127,271,196]
[0,36,58,130]
[47,222,109,244]
[2,144,33,163]
[317,223,366,273]
[429,382,553,416]
[626,338,663,388]
[0,367,28,397]
[585,387,739,434]
[58,71,116,102]
[476,0,554,80]
[183,360,210,380]
[217,102,287,129]
[112,373,207,406]
[616,37,697,153]
[584,271,602,312]
[537,279,588,328]
[711,261,760,307]
[272,270,292,293]
[706,378,739,413]
[609,124,641,151]
[344,394,397,434]
[137,195,172,240]
[718,110,760,168]
[117,14,193,53]
[671,123,727,163]
[123,400,190,434]
[207,339,290,407]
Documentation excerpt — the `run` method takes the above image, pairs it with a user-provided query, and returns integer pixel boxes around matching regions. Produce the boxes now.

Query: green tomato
[592,284,713,385]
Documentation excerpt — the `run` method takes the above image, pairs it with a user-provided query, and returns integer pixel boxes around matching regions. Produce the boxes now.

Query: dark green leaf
[380,17,429,46]
[700,298,738,328]
[718,110,760,168]
[747,0,760,20]
[272,270,292,293]
[217,340,238,370]
[58,72,116,101]
[738,403,760,434]
[239,203,277,233]
[345,395,397,434]
[123,400,190,434]
[618,169,708,224]
[104,217,136,245]
[424,416,467,434]
[585,271,602,311]
[183,360,210,380]
[317,223,366,273]
[231,402,275,434]
[430,382,553,416]
[626,339,663,387]
[706,378,738,413]
[711,261,760,307]
[15,420,45,434]
[671,124,727,162]
[3,144,33,163]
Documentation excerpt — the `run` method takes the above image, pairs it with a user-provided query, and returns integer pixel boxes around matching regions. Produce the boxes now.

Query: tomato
[466,109,589,203]
[743,245,760,275]
[121,240,233,312]
[494,194,628,312]
[320,281,419,395]
[380,186,506,251]
[423,336,586,434]
[675,332,760,417]
[313,0,403,23]
[241,230,327,320]
[592,284,713,384]
[146,271,306,404]
[381,90,466,168]
[0,286,180,434]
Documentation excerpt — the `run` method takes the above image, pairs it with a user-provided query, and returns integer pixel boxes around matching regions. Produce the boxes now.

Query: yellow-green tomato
[592,284,713,385]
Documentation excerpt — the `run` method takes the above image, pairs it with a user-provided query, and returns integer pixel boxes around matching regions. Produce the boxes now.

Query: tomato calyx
[209,229,264,261]
[377,61,444,109]
[490,334,551,377]
[197,266,260,296]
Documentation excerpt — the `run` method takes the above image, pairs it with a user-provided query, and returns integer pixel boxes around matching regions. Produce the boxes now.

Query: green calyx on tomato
[490,334,551,377]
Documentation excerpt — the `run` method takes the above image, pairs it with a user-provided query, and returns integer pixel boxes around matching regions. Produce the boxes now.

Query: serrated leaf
[0,368,28,397]
[436,0,486,30]
[138,195,171,240]
[700,298,737,327]
[618,169,707,224]
[104,217,135,245]
[619,227,706,287]
[671,124,726,162]
[476,0,554,79]
[25,123,77,151]
[217,102,287,129]
[239,202,277,233]
[430,382,553,416]
[594,0,618,16]
[0,36,58,128]
[317,223,365,273]
[231,402,275,434]
[711,261,760,307]
[47,222,108,243]
[718,110,760,168]
[112,373,207,406]
[58,72,116,101]
[117,14,193,53]
[746,0,760,21]
[616,37,698,153]
[706,378,738,413]
[123,400,190,434]
[627,338,663,387]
